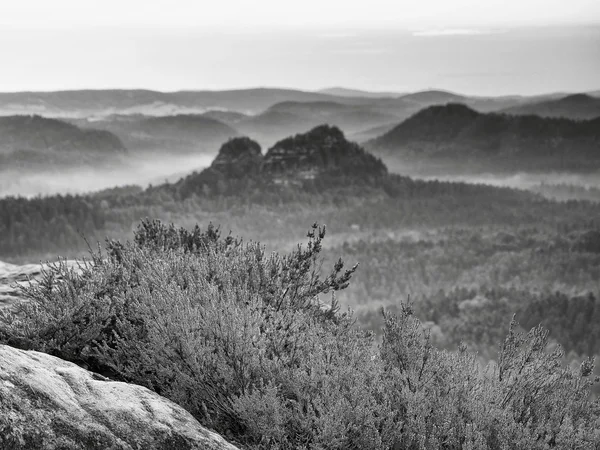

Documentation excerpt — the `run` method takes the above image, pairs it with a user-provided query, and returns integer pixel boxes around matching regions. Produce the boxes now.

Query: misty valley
[2,87,600,448]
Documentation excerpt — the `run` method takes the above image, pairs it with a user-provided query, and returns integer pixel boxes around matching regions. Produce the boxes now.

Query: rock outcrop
[0,344,239,450]
[211,137,263,177]
[172,124,389,198]
[262,124,387,178]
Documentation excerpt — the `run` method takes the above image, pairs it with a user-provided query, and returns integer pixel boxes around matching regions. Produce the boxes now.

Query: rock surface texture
[0,260,79,313]
[0,344,239,450]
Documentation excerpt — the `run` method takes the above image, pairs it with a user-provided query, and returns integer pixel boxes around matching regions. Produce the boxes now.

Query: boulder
[0,344,239,450]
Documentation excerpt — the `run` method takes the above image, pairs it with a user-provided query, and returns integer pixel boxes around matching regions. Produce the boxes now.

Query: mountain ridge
[502,93,600,120]
[0,115,126,155]
[367,103,600,172]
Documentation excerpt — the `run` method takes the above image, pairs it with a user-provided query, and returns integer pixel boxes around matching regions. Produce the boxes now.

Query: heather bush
[1,220,599,449]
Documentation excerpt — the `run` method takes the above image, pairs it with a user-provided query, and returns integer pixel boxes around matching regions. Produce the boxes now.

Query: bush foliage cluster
[1,220,599,449]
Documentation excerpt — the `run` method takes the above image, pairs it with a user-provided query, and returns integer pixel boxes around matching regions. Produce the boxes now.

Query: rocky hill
[367,103,600,172]
[262,124,387,178]
[172,125,388,198]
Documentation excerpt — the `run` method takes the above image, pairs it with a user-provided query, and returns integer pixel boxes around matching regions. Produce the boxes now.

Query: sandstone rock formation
[0,344,239,450]
[174,125,388,197]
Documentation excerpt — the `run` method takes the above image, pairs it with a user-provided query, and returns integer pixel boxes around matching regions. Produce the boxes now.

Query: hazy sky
[1,0,599,95]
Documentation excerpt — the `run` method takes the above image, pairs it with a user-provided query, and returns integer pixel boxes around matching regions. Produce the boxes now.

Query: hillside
[200,110,249,124]
[502,93,600,120]
[399,90,466,105]
[73,114,240,154]
[0,88,567,121]
[317,87,404,98]
[367,103,600,172]
[234,110,315,148]
[268,101,400,129]
[0,115,125,155]
[0,115,126,170]
[0,88,361,117]
[236,101,401,147]
[349,122,401,143]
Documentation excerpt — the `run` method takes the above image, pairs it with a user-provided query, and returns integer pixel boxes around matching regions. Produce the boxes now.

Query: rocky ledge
[0,344,239,450]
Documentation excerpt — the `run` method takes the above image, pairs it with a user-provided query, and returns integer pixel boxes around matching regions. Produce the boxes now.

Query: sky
[0,0,599,95]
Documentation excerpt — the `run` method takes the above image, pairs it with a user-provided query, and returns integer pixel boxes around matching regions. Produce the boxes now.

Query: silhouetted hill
[317,87,404,98]
[237,101,401,148]
[0,115,126,171]
[235,110,313,148]
[172,125,388,198]
[268,101,399,126]
[502,93,600,120]
[395,90,556,114]
[0,88,555,120]
[73,114,240,154]
[349,123,400,143]
[399,90,466,105]
[367,104,600,172]
[200,110,249,124]
[210,137,263,178]
[0,88,360,117]
[0,115,125,155]
[262,124,388,178]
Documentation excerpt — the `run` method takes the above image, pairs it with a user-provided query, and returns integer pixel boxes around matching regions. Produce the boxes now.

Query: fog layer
[0,153,214,198]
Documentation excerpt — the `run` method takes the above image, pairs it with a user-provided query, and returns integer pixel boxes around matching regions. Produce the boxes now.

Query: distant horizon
[0,85,598,99]
[1,23,599,96]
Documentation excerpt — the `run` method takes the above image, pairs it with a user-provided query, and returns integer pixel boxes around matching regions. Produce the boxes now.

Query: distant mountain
[399,90,467,105]
[172,125,388,198]
[367,103,600,172]
[236,101,401,148]
[502,93,600,120]
[73,114,240,154]
[200,110,249,124]
[317,87,404,98]
[0,115,125,155]
[350,122,399,143]
[0,115,126,170]
[0,88,360,118]
[235,110,314,148]
[395,90,554,114]
[0,88,560,120]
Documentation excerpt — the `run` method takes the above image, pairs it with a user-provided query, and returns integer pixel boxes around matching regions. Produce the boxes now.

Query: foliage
[1,221,599,449]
